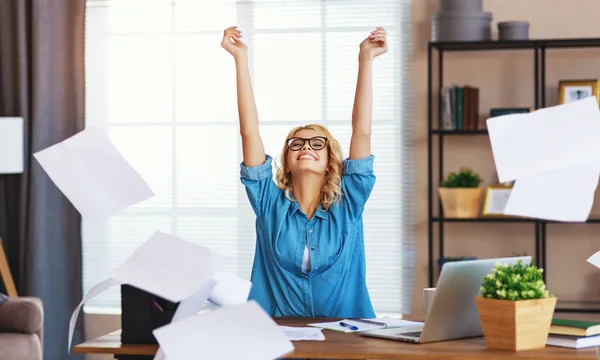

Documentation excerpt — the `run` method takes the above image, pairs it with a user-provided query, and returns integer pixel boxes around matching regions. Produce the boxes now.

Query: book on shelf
[440,85,479,131]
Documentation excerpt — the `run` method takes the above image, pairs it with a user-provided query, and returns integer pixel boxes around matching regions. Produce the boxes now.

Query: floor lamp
[0,117,24,297]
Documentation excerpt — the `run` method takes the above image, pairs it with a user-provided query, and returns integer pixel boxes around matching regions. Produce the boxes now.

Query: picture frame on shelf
[558,79,600,105]
[482,184,513,216]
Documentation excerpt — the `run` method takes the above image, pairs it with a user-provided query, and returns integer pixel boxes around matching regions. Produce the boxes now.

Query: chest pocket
[320,230,349,284]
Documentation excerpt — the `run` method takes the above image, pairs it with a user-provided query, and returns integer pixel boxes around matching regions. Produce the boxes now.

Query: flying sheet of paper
[487,96,600,183]
[503,164,600,222]
[68,278,121,349]
[208,271,252,306]
[587,250,600,269]
[279,326,325,341]
[153,279,218,360]
[108,231,229,303]
[170,280,217,323]
[68,231,228,350]
[33,126,154,221]
[153,301,294,360]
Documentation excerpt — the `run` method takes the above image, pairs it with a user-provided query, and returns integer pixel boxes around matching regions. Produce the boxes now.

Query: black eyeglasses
[286,136,328,151]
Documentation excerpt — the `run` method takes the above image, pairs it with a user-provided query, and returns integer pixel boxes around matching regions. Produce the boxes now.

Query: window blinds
[83,0,414,316]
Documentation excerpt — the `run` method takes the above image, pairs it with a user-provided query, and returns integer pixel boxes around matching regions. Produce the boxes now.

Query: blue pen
[339,321,359,331]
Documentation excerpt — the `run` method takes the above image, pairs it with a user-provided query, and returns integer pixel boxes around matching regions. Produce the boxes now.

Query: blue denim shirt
[240,154,376,318]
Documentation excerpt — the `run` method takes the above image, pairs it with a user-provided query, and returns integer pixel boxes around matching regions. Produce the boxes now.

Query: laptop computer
[360,256,532,344]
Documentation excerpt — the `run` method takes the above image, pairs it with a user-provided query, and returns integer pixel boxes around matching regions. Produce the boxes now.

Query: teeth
[299,154,316,160]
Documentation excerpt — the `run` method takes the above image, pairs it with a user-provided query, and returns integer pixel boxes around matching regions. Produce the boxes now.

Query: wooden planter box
[438,187,482,218]
[475,296,557,351]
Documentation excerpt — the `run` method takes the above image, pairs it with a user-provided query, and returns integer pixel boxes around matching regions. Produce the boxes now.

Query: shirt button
[311,247,315,250]
[309,229,313,233]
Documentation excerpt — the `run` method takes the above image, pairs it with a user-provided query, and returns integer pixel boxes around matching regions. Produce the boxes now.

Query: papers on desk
[279,326,326,341]
[487,96,600,222]
[33,127,154,221]
[153,301,294,360]
[308,317,423,333]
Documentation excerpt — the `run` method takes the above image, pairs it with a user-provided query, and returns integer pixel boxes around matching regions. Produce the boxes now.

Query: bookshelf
[427,37,600,314]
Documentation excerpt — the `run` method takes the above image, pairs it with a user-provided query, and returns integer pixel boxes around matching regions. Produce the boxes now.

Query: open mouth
[297,153,317,161]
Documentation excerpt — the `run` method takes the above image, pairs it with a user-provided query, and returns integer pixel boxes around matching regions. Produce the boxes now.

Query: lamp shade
[0,117,24,174]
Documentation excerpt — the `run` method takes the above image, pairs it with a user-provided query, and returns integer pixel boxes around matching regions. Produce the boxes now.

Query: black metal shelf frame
[426,37,600,313]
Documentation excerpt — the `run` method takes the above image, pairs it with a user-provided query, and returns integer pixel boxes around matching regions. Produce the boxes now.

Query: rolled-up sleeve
[341,155,376,221]
[240,155,278,218]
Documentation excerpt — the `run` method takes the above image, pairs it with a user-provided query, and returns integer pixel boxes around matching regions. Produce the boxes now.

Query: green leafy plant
[479,260,551,301]
[440,167,483,188]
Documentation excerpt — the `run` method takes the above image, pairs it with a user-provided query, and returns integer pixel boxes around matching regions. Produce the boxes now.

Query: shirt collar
[314,205,329,219]
[288,201,329,220]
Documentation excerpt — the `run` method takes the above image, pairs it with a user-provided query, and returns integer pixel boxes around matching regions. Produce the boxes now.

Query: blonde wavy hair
[275,124,344,210]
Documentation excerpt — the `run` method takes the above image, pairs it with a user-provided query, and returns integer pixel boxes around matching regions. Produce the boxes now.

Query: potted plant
[475,260,556,351]
[438,167,483,218]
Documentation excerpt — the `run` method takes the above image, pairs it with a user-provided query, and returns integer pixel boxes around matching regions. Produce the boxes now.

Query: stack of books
[439,85,480,131]
[547,318,600,349]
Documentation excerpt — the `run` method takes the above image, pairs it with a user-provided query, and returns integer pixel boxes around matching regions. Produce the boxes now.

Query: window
[83,0,414,316]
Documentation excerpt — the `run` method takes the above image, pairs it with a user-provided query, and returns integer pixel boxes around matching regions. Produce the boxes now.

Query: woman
[221,25,388,318]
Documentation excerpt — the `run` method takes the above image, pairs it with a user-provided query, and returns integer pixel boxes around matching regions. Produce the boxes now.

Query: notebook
[308,317,422,333]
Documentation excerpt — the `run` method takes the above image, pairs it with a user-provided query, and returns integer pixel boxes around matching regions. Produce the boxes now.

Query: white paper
[68,278,121,349]
[153,301,294,360]
[371,317,425,328]
[33,127,154,221]
[279,326,325,341]
[153,272,251,360]
[308,317,423,333]
[108,231,229,303]
[208,271,252,306]
[587,250,600,268]
[153,279,218,360]
[503,164,600,222]
[487,96,600,183]
[171,280,217,323]
[68,232,228,351]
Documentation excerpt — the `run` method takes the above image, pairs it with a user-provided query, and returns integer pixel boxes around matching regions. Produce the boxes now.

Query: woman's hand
[221,26,247,59]
[359,26,388,61]
[222,26,265,167]
[349,27,385,159]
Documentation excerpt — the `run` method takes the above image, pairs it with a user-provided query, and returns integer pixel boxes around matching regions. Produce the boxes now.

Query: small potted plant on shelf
[438,167,483,218]
[475,260,556,351]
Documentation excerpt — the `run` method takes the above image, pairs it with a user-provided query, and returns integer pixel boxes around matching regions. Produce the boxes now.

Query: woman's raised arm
[221,26,266,167]
[349,27,388,160]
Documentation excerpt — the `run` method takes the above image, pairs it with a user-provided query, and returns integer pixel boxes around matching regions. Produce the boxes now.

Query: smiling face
[275,124,344,209]
[285,128,329,176]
